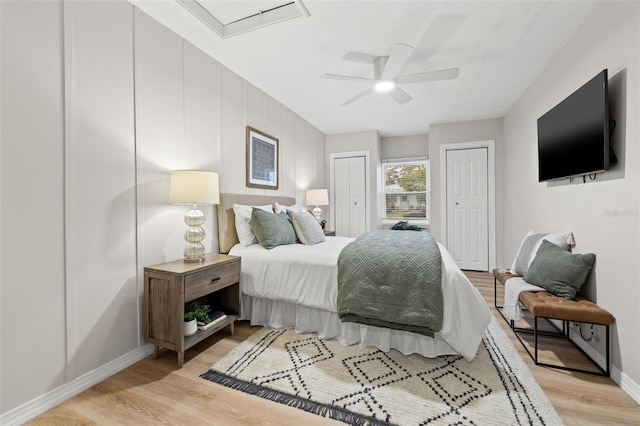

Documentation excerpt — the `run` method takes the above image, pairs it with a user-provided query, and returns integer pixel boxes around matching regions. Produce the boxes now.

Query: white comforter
[230,237,492,360]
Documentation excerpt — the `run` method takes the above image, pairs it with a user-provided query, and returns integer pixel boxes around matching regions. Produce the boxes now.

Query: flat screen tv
[537,69,611,182]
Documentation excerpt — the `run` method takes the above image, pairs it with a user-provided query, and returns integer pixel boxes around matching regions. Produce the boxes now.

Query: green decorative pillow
[249,208,297,250]
[523,240,595,299]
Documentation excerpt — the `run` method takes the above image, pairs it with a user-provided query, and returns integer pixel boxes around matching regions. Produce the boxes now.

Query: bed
[217,193,492,361]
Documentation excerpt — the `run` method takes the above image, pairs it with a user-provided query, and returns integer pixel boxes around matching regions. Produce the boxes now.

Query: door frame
[439,140,496,270]
[329,150,371,234]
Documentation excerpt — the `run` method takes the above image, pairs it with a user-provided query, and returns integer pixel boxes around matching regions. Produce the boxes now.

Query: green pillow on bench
[523,240,595,299]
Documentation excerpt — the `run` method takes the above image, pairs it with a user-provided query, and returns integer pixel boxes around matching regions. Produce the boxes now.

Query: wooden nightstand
[324,230,336,236]
[144,253,240,368]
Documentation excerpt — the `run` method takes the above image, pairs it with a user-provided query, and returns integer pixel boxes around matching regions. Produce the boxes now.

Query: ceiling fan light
[374,80,395,92]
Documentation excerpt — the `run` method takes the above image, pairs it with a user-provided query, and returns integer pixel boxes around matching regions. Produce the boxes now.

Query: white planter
[184,319,197,337]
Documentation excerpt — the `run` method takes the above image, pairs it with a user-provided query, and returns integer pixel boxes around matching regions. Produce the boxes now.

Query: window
[382,158,429,223]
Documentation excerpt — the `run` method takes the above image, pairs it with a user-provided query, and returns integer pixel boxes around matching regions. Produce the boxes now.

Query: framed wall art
[246,126,279,190]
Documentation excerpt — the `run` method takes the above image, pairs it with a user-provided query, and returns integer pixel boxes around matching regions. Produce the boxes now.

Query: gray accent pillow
[249,208,297,250]
[523,240,595,299]
[510,231,572,276]
[287,210,325,245]
[511,233,546,275]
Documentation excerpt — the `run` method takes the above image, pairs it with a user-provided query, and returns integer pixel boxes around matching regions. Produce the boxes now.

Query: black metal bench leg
[534,316,539,364]
[605,324,610,377]
[494,277,499,310]
[515,315,610,376]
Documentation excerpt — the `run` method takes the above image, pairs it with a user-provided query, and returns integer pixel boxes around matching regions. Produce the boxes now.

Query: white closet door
[348,156,367,237]
[446,148,488,271]
[334,157,351,237]
[333,156,366,237]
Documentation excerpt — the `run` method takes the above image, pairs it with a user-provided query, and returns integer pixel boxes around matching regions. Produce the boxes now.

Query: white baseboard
[571,333,640,405]
[618,370,640,405]
[0,344,154,426]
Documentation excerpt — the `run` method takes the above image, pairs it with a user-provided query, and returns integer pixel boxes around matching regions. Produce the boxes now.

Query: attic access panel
[176,0,310,38]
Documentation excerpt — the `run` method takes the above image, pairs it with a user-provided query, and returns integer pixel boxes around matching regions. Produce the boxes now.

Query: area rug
[201,317,562,425]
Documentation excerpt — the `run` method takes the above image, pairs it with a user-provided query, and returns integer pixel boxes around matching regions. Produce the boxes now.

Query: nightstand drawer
[185,260,240,301]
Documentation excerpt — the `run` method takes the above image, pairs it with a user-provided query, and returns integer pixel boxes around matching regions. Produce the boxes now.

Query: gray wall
[380,134,428,160]
[0,0,325,419]
[502,1,639,393]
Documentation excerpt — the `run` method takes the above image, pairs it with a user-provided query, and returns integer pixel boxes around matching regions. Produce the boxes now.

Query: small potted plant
[184,301,211,336]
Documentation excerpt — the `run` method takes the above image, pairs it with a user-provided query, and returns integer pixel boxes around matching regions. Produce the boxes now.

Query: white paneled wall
[63,0,138,379]
[266,96,283,194]
[183,42,222,252]
[1,0,67,412]
[183,43,221,173]
[219,67,246,195]
[294,118,314,202]
[134,8,187,269]
[281,108,297,196]
[0,0,326,421]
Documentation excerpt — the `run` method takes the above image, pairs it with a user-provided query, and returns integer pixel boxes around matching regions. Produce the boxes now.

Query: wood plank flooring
[28,272,639,425]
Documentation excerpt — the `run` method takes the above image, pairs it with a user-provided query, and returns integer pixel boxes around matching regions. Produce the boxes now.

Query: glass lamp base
[183,240,205,262]
[183,205,206,263]
[183,254,205,262]
[312,206,323,221]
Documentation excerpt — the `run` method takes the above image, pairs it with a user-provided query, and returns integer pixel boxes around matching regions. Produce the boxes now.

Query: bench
[493,268,614,376]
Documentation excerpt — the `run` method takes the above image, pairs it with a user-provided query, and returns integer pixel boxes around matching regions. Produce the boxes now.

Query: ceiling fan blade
[373,56,388,80]
[389,86,412,105]
[394,67,460,84]
[342,51,378,64]
[322,73,375,83]
[381,43,414,80]
[341,88,374,106]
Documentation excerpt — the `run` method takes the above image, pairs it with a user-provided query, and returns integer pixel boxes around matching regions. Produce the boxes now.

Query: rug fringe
[200,369,394,426]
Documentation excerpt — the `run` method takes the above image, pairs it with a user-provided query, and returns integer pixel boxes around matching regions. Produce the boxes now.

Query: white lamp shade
[169,170,220,205]
[306,188,329,206]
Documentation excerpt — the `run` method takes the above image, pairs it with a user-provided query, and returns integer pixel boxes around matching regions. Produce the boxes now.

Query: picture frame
[246,126,279,190]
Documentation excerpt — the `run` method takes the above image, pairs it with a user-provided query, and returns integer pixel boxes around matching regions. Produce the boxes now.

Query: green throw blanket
[337,230,443,337]
[390,220,422,231]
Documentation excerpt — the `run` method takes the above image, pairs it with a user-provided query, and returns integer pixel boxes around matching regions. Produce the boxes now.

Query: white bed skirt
[240,293,461,359]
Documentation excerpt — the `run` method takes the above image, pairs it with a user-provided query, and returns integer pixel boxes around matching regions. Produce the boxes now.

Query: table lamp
[306,188,329,221]
[169,170,220,263]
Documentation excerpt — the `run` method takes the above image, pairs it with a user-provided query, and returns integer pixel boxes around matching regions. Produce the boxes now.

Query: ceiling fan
[322,43,459,106]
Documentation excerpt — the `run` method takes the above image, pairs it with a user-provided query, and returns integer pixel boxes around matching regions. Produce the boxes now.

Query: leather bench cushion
[492,268,520,285]
[519,291,614,325]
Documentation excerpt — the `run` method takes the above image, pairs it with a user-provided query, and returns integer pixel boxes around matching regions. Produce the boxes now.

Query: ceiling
[131,0,600,137]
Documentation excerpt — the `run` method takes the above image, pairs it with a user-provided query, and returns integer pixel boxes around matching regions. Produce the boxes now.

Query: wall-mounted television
[537,69,612,182]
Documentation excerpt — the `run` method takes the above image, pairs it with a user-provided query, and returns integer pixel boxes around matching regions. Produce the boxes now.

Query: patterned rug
[201,317,562,425]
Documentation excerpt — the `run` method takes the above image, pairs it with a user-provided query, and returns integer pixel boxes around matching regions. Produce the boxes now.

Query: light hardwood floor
[28,272,639,425]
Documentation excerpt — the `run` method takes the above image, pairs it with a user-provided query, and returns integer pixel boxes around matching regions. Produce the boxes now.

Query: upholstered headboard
[217,193,297,254]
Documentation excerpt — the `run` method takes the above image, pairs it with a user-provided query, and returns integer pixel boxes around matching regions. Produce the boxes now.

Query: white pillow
[274,201,304,214]
[287,210,325,245]
[510,230,572,276]
[232,203,273,246]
